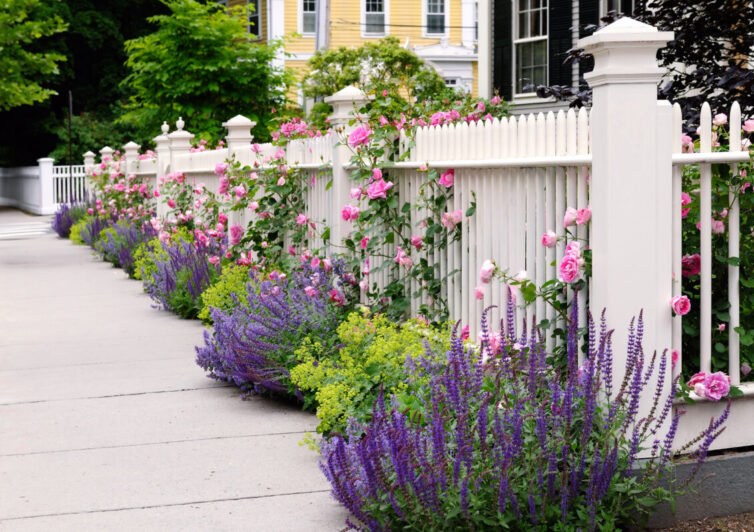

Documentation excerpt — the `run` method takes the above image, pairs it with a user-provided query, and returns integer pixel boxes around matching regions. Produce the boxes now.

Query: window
[602,0,637,16]
[426,0,446,35]
[248,0,260,39]
[444,78,457,87]
[364,0,386,35]
[301,0,316,35]
[514,0,548,94]
[474,2,478,42]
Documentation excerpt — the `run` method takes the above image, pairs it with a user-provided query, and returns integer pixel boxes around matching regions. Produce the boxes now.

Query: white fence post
[580,18,674,425]
[37,157,55,214]
[83,151,96,200]
[123,141,140,175]
[224,114,255,157]
[99,146,114,164]
[168,117,194,168]
[324,86,371,247]
[154,122,171,219]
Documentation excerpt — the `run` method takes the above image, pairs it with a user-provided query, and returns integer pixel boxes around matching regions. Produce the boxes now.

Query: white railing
[52,165,87,205]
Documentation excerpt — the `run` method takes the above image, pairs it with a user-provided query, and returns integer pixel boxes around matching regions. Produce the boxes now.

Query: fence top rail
[383,155,593,169]
[671,151,750,165]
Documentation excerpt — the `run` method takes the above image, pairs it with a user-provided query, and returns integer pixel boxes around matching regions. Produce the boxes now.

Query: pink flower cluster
[341,204,360,222]
[438,169,455,188]
[394,247,413,269]
[687,371,731,401]
[442,210,463,228]
[670,295,691,316]
[348,126,371,148]
[558,242,584,284]
[563,206,591,227]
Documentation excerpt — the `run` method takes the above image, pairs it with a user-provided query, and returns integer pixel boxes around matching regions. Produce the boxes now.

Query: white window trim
[298,0,316,38]
[247,0,262,41]
[422,0,450,39]
[361,0,390,38]
[600,0,637,17]
[511,0,549,98]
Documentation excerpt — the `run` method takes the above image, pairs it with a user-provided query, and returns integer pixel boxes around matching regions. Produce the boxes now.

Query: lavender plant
[143,237,222,319]
[79,216,110,248]
[52,201,89,238]
[196,258,355,399]
[95,218,158,277]
[321,296,730,531]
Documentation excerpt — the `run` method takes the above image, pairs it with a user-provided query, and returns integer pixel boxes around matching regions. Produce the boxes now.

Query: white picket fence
[80,18,754,454]
[52,165,88,205]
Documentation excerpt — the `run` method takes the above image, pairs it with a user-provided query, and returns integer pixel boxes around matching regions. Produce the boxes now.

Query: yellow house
[225,0,480,101]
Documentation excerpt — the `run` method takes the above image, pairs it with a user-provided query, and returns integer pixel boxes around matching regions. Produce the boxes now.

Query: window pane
[303,12,316,33]
[518,0,528,11]
[428,0,444,14]
[365,13,384,33]
[303,0,315,11]
[530,10,540,37]
[533,65,546,86]
[366,0,383,12]
[533,39,546,65]
[541,9,547,34]
[427,13,444,33]
[518,13,529,38]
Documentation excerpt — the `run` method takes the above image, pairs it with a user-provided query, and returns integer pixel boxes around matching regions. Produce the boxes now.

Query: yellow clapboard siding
[471,60,478,97]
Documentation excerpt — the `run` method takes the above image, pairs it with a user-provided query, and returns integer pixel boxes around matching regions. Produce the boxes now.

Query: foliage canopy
[0,0,68,111]
[119,0,288,143]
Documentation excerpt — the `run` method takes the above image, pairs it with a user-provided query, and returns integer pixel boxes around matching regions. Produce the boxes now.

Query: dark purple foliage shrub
[196,259,354,398]
[321,296,730,531]
[95,218,157,276]
[143,238,221,319]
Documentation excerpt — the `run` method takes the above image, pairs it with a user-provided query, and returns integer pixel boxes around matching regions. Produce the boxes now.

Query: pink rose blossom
[411,235,423,251]
[491,95,502,105]
[681,134,694,153]
[563,207,578,227]
[713,113,727,127]
[438,169,455,187]
[153,190,160,198]
[394,246,413,269]
[218,176,230,195]
[480,260,495,284]
[681,254,701,276]
[461,325,470,341]
[214,162,228,176]
[248,201,259,211]
[277,176,286,186]
[541,231,557,248]
[167,198,176,209]
[274,149,285,159]
[322,258,332,272]
[671,295,691,316]
[348,126,371,147]
[372,168,382,181]
[718,323,726,332]
[350,187,362,199]
[671,349,679,369]
[359,279,369,292]
[559,255,581,283]
[367,179,394,199]
[360,237,370,250]
[208,255,220,266]
[311,257,321,268]
[565,241,582,258]
[329,289,345,306]
[304,286,317,298]
[296,214,308,225]
[379,115,389,126]
[419,163,428,171]
[703,372,731,401]
[576,206,591,225]
[341,204,360,222]
[233,185,247,198]
[442,210,463,228]
[474,285,485,300]
[229,224,243,246]
[743,119,754,133]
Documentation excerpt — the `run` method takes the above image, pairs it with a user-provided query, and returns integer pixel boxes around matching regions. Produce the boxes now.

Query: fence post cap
[223,114,256,128]
[37,157,55,164]
[99,146,114,155]
[579,17,673,88]
[83,151,95,157]
[324,85,372,105]
[161,121,170,134]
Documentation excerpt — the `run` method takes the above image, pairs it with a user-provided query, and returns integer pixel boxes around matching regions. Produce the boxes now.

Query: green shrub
[133,228,193,282]
[69,218,87,245]
[290,311,450,435]
[198,265,252,323]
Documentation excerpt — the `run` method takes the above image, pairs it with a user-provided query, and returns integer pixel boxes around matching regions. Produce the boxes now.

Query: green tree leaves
[0,0,68,111]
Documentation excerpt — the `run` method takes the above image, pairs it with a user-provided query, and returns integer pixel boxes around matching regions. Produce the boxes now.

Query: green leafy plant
[290,311,450,435]
[198,264,252,323]
[119,0,288,143]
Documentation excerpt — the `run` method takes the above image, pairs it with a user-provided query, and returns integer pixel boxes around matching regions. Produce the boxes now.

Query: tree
[0,0,67,111]
[533,1,754,127]
[119,0,288,143]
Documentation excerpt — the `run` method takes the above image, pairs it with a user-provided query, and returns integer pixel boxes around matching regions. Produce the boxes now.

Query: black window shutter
[579,0,599,78]
[492,0,513,101]
[549,0,574,88]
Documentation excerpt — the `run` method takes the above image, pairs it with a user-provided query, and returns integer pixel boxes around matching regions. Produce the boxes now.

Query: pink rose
[565,241,582,258]
[576,206,591,225]
[713,113,727,127]
[687,372,706,387]
[671,295,691,316]
[480,260,495,284]
[348,126,371,147]
[703,372,731,401]
[350,187,362,199]
[233,185,247,198]
[322,258,332,272]
[671,349,679,369]
[167,198,176,209]
[681,254,701,276]
[711,219,725,234]
[218,212,228,225]
[304,286,317,298]
[248,201,259,211]
[438,169,455,187]
[251,143,262,153]
[461,325,470,341]
[341,204,360,222]
[367,179,394,199]
[360,237,370,250]
[208,255,220,266]
[277,176,286,186]
[718,323,726,332]
[442,210,463,228]
[474,285,485,300]
[214,162,228,176]
[329,289,345,306]
[218,176,230,195]
[229,224,243,246]
[359,279,368,292]
[491,95,502,105]
[372,168,382,181]
[541,231,557,248]
[394,246,413,269]
[274,149,285,159]
[559,255,581,283]
[743,119,754,134]
[411,235,423,251]
[563,207,578,227]
[296,214,308,225]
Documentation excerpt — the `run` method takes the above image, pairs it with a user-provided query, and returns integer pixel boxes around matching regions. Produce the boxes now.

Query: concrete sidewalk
[0,215,347,531]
